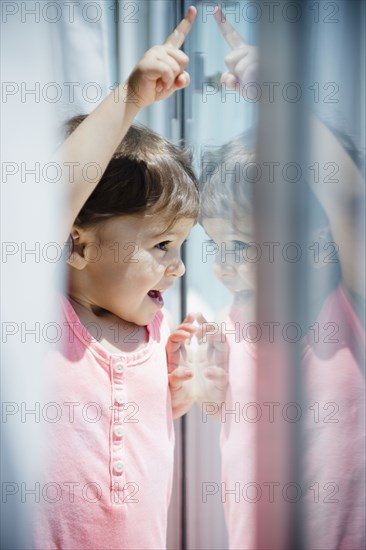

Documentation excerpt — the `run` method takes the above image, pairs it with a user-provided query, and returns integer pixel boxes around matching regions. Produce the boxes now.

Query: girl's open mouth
[147,290,164,307]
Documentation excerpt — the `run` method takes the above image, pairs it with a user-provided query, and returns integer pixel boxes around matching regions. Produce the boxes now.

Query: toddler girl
[34,7,199,550]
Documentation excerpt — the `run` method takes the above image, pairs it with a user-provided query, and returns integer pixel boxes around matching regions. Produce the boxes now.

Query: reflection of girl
[198,12,365,548]
[200,129,365,549]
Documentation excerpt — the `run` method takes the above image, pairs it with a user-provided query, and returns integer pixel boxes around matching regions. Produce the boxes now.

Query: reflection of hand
[195,315,230,409]
[167,312,197,419]
[127,6,196,108]
[214,6,259,90]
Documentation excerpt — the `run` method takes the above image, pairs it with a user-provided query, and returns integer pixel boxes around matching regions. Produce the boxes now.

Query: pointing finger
[214,6,245,50]
[221,71,238,89]
[164,5,197,48]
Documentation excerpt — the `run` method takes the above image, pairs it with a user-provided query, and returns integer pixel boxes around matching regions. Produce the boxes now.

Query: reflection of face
[69,215,195,326]
[202,217,256,306]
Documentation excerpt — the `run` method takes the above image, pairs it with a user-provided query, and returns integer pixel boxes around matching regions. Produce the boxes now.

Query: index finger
[214,6,245,50]
[164,5,197,48]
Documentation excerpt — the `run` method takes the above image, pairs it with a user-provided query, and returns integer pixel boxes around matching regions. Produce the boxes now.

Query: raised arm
[59,6,196,235]
[308,113,365,299]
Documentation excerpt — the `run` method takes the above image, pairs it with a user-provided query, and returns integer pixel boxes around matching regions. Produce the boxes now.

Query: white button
[114,461,124,473]
[113,425,125,438]
[115,392,126,405]
[114,362,125,374]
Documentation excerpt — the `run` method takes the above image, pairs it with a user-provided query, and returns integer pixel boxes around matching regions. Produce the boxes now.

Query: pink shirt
[221,284,365,550]
[34,296,175,550]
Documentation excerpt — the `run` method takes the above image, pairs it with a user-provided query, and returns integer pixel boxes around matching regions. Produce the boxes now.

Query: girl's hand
[214,6,258,91]
[127,6,197,108]
[167,312,198,419]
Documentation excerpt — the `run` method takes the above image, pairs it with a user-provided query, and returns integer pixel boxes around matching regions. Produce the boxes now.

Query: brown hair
[65,115,199,229]
[199,131,256,231]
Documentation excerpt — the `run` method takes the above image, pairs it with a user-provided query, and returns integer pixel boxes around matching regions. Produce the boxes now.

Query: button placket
[110,357,127,497]
[114,391,127,405]
[114,360,125,375]
[113,425,125,438]
[114,460,124,474]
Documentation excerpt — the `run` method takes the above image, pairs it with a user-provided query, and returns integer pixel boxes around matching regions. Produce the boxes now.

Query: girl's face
[202,217,256,307]
[68,214,195,326]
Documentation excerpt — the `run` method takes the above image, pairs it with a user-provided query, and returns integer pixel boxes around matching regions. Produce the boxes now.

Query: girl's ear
[66,228,88,270]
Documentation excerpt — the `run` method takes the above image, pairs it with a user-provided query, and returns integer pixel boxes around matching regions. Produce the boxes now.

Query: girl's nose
[214,258,237,276]
[165,256,186,278]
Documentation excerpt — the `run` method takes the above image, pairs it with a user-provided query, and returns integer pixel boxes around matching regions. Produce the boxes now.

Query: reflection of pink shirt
[219,308,257,550]
[221,284,365,550]
[303,285,365,550]
[34,297,174,550]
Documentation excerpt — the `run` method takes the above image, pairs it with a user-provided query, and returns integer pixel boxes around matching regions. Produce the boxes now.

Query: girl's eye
[154,241,171,251]
[232,240,249,250]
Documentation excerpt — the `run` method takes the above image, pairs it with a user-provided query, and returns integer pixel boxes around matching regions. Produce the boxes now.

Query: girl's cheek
[140,255,165,274]
[101,242,141,264]
[122,242,141,263]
